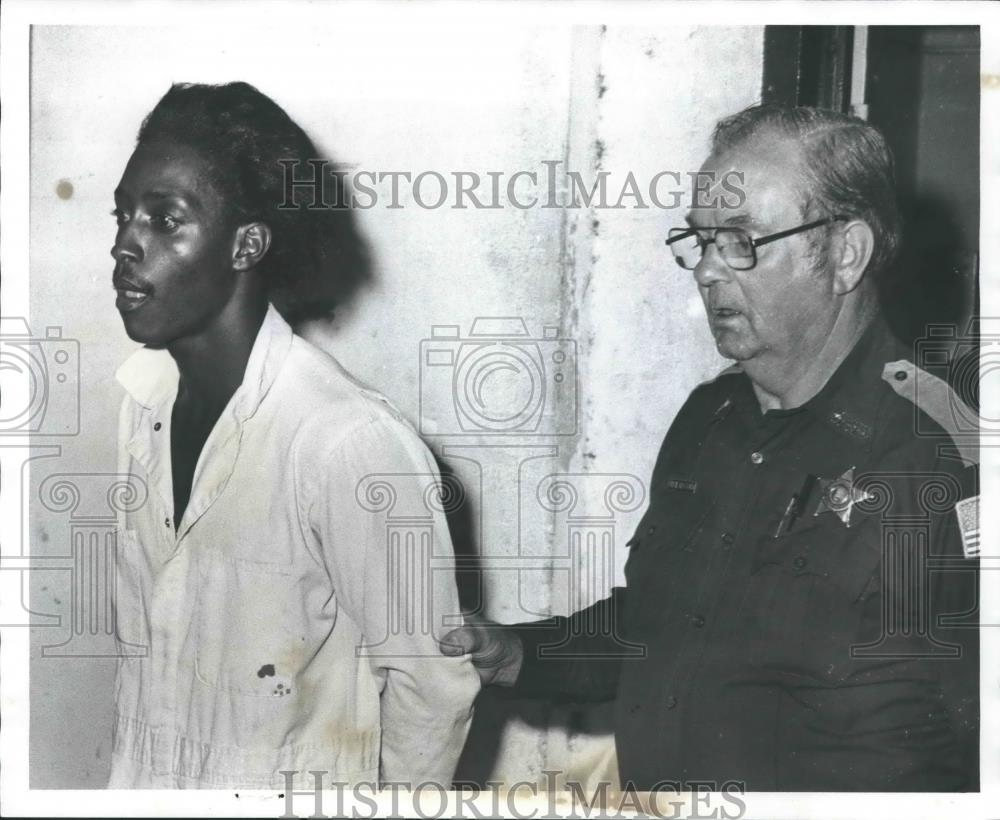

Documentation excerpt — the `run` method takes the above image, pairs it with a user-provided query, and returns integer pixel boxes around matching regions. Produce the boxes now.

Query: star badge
[813,466,871,527]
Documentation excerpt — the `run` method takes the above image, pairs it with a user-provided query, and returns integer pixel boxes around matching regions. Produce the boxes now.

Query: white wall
[27,22,762,787]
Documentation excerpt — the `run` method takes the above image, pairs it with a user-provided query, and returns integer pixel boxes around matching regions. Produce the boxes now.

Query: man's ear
[831,218,875,295]
[232,222,272,272]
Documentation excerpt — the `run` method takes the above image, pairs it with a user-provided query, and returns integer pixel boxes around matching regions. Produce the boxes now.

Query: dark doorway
[763,26,980,406]
[865,26,980,354]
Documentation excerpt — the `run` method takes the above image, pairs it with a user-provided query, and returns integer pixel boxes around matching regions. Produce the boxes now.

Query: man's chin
[712,330,760,362]
[120,317,167,349]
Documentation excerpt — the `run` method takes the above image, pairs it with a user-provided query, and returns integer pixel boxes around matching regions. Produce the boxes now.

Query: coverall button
[664,695,678,709]
[750,451,764,465]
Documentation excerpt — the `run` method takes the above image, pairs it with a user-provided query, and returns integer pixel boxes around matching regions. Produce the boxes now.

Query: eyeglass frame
[665,214,849,271]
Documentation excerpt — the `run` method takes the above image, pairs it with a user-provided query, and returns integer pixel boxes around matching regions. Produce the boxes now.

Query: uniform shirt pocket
[743,517,881,680]
[752,514,881,600]
[624,493,712,566]
[623,494,714,632]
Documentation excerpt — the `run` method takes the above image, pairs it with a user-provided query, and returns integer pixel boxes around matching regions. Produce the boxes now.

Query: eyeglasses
[665,215,848,271]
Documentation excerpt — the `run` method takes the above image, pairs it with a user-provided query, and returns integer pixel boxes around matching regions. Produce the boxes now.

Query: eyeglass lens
[669,229,755,270]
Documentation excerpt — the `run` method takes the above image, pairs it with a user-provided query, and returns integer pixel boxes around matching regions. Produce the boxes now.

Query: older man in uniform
[442,104,979,792]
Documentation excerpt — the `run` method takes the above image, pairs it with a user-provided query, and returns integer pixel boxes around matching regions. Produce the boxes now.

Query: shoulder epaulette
[881,359,979,466]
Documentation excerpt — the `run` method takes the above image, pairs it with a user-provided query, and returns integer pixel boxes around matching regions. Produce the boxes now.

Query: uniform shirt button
[793,556,808,570]
[153,422,162,431]
[690,614,705,628]
[750,451,764,465]
[894,370,907,381]
[664,695,678,709]
[164,517,172,528]
[647,525,657,536]
[721,532,735,545]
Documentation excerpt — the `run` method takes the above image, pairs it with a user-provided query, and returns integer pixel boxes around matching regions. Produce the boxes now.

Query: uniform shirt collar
[800,312,902,442]
[723,312,902,442]
[115,303,293,419]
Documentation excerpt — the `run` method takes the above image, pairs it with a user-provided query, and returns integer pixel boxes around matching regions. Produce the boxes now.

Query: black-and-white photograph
[2,2,997,817]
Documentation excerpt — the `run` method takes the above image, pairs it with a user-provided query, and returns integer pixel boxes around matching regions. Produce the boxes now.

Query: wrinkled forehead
[687,136,809,229]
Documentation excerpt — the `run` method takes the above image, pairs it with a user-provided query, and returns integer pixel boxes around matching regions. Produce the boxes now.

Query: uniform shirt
[514,316,978,791]
[110,305,479,789]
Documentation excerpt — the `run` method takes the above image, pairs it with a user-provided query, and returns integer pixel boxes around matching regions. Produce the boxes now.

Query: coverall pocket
[193,549,307,698]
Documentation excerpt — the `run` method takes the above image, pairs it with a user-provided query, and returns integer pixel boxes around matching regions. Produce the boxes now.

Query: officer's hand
[440,612,524,688]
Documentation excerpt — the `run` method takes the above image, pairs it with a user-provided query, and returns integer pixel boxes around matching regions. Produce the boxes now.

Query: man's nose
[692,244,733,288]
[110,228,142,264]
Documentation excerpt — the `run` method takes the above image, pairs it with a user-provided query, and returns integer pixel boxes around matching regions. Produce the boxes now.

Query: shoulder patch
[955,495,980,558]
[881,359,979,467]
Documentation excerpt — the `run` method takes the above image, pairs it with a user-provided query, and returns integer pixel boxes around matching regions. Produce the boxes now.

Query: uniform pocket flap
[754,517,881,600]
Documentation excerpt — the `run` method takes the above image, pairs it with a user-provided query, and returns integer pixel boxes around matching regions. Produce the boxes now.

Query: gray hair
[712,104,901,278]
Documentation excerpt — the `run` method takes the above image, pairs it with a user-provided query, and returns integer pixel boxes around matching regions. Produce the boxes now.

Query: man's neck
[747,296,879,412]
[168,298,269,413]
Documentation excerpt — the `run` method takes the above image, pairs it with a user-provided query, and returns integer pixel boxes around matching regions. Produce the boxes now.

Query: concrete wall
[27,23,762,787]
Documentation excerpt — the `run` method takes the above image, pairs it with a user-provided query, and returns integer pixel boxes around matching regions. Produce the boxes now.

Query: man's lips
[710,306,742,319]
[113,274,153,311]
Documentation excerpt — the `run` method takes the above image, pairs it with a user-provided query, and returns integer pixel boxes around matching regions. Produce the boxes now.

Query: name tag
[664,477,697,493]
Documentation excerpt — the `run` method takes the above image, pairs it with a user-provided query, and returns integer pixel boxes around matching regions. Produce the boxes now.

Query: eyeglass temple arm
[664,228,698,247]
[751,215,848,249]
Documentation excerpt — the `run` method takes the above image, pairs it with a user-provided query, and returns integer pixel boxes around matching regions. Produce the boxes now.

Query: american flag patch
[955,495,980,558]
